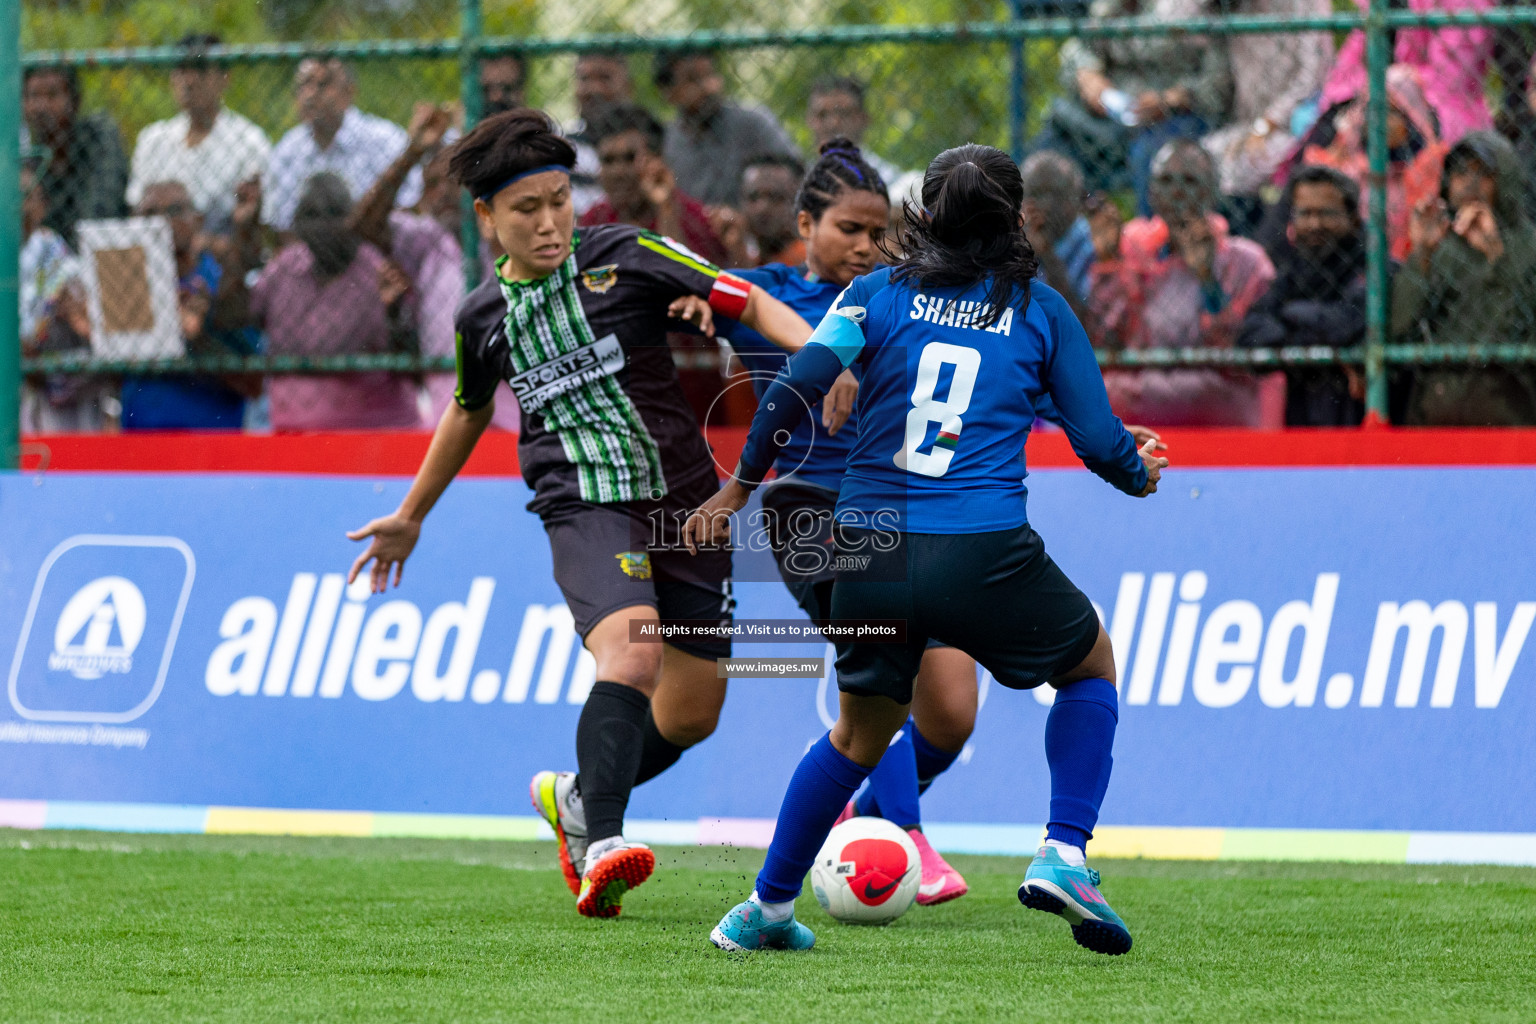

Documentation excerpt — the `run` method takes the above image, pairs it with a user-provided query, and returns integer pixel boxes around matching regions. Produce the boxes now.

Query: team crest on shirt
[615,551,652,579]
[580,264,620,294]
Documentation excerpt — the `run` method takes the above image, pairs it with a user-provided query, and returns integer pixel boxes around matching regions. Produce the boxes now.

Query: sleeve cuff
[734,460,769,491]
[454,390,495,413]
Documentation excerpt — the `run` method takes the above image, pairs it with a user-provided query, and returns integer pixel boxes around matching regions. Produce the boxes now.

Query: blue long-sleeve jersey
[737,268,1147,533]
[714,264,854,491]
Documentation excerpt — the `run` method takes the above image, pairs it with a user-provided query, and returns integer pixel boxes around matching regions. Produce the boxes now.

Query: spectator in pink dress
[1323,0,1494,144]
[1093,140,1279,426]
[346,102,520,432]
[242,172,424,430]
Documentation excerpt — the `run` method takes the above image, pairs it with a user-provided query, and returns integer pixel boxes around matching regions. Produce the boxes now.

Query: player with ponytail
[713,137,975,907]
[690,144,1168,955]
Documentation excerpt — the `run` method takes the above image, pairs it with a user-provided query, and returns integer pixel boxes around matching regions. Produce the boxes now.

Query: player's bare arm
[346,400,494,592]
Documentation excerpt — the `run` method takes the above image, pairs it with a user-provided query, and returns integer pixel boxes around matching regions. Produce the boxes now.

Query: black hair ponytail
[796,136,889,220]
[890,143,1036,327]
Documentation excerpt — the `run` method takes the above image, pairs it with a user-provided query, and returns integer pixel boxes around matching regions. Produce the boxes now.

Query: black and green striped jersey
[453,224,752,505]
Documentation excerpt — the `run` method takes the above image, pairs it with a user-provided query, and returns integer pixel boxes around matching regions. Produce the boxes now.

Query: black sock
[575,681,649,844]
[633,710,688,787]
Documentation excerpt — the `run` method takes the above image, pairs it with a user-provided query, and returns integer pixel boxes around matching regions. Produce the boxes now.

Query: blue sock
[856,723,922,830]
[911,720,962,796]
[853,782,879,819]
[755,733,874,903]
[1043,678,1118,849]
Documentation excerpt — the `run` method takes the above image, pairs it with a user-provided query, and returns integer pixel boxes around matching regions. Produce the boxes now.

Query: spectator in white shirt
[126,34,271,236]
[264,58,421,231]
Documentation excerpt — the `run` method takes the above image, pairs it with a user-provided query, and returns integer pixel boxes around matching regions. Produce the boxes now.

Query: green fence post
[1362,0,1391,424]
[0,0,21,467]
[459,0,484,288]
[1008,0,1028,163]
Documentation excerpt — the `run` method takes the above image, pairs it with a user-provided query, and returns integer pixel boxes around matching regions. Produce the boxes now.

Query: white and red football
[810,817,921,925]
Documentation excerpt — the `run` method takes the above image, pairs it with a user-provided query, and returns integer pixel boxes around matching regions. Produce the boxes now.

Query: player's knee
[830,699,909,767]
[661,704,720,747]
[912,713,972,753]
[1054,623,1116,687]
[593,644,663,691]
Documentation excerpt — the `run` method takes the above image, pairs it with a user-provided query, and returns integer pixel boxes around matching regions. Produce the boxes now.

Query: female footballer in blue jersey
[684,144,1168,955]
[712,138,977,906]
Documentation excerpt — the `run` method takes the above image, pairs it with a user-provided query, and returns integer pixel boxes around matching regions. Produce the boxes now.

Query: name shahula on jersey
[497,255,666,503]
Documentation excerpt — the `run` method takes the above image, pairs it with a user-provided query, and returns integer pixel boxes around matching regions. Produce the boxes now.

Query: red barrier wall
[19,427,1536,477]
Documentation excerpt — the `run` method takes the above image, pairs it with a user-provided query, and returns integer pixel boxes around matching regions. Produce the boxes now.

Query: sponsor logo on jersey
[615,552,652,580]
[580,264,620,294]
[506,332,626,413]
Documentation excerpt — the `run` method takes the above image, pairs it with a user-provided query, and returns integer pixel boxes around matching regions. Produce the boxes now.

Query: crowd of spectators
[16,10,1536,434]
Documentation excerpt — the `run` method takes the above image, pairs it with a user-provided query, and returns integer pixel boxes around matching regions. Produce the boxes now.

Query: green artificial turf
[2,829,1534,1023]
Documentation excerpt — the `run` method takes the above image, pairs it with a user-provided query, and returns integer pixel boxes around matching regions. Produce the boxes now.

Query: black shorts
[530,472,734,660]
[829,523,1099,704]
[760,480,947,652]
[759,480,840,624]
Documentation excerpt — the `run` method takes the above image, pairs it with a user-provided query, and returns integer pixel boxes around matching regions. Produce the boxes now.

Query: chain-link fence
[6,1,1536,457]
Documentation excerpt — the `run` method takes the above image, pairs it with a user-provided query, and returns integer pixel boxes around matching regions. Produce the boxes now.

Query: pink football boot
[910,829,968,906]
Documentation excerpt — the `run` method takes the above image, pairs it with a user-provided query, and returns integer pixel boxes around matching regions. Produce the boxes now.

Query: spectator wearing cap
[1094,139,1277,426]
[569,52,636,215]
[119,180,261,430]
[480,52,527,118]
[1020,151,1094,306]
[22,65,127,242]
[264,59,421,231]
[579,103,728,267]
[126,33,271,236]
[805,77,904,185]
[1239,165,1370,426]
[654,50,799,207]
[740,153,808,267]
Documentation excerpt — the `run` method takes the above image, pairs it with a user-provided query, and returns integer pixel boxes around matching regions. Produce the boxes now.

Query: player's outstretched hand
[682,480,752,554]
[346,513,422,593]
[1136,437,1170,497]
[668,294,715,338]
[823,369,859,435]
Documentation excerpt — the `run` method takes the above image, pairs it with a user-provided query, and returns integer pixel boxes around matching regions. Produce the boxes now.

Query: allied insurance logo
[49,576,147,679]
[8,535,195,723]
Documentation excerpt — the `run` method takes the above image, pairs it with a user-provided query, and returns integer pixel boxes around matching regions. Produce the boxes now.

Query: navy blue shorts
[760,480,946,651]
[829,524,1099,704]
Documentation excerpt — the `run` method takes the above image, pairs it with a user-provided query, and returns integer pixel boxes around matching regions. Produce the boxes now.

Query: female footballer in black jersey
[346,109,842,918]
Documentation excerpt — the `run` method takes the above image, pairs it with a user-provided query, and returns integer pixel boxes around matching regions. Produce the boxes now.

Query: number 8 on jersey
[896,342,981,478]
